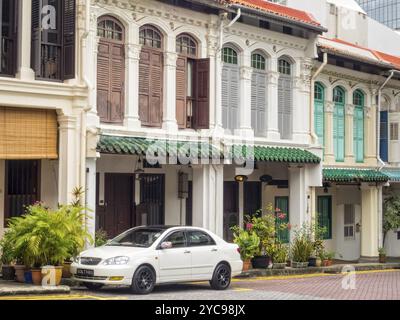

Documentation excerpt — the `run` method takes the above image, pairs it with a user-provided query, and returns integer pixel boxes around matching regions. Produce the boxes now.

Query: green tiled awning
[382,169,400,182]
[97,135,222,159]
[230,145,320,164]
[323,168,389,183]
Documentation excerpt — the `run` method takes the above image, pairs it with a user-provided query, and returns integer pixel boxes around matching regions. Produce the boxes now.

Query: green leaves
[383,194,400,246]
[232,230,260,261]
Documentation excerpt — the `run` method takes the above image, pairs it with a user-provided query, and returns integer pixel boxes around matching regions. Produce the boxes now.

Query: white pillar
[58,115,79,205]
[207,34,219,130]
[289,166,308,241]
[266,69,280,140]
[85,157,97,248]
[360,185,379,260]
[162,51,178,132]
[192,164,224,237]
[125,43,142,129]
[239,65,253,137]
[16,0,35,80]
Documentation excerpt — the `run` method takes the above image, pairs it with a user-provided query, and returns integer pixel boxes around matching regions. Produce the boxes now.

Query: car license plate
[77,269,94,277]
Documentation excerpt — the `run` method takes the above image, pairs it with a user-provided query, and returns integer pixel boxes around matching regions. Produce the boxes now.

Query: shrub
[95,229,109,247]
[291,225,314,263]
[232,229,260,261]
[0,231,15,265]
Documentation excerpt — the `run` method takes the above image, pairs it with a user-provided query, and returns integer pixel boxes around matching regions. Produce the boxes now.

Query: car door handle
[184,250,191,254]
[211,249,218,252]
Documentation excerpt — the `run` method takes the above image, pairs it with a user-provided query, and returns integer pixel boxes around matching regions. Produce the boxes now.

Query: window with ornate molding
[175,34,209,129]
[333,86,345,162]
[222,47,239,130]
[353,90,364,163]
[97,16,125,124]
[251,53,267,136]
[390,123,399,141]
[278,57,292,139]
[314,83,325,148]
[139,25,164,127]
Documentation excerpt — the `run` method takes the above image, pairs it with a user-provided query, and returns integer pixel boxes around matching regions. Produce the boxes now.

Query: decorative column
[58,115,79,205]
[360,185,379,260]
[162,51,179,132]
[17,0,35,80]
[345,103,355,163]
[324,101,335,163]
[125,43,142,130]
[85,158,97,248]
[207,32,220,130]
[266,68,280,141]
[239,64,253,137]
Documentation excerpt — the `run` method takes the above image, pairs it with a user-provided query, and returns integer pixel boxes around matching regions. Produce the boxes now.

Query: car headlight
[102,256,130,265]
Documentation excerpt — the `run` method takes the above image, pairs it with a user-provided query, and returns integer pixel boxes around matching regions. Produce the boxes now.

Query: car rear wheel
[84,282,104,291]
[131,265,156,295]
[210,263,231,290]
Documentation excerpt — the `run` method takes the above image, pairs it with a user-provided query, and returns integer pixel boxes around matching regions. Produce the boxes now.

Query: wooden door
[244,181,262,217]
[103,173,135,238]
[223,181,239,242]
[137,174,165,225]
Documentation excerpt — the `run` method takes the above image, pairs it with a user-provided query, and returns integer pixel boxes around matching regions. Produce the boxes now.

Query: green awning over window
[97,135,222,160]
[323,168,389,183]
[230,145,320,164]
[382,169,400,182]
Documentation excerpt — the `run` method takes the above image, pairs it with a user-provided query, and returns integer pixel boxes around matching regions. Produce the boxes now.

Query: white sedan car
[71,226,243,294]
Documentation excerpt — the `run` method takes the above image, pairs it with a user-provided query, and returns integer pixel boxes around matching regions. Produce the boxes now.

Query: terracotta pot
[1,265,15,281]
[62,261,72,278]
[322,259,333,267]
[14,265,26,283]
[242,260,252,272]
[31,269,43,286]
[41,266,63,286]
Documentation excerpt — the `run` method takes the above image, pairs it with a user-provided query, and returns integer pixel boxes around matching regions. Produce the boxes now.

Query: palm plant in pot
[291,224,314,268]
[231,226,260,272]
[0,231,16,281]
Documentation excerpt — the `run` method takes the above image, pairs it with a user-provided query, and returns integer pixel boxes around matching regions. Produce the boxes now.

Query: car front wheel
[210,263,231,290]
[131,265,156,295]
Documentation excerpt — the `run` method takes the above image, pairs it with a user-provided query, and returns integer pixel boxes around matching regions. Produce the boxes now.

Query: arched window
[333,87,345,162]
[139,25,164,127]
[251,53,267,136]
[314,83,325,147]
[278,58,293,139]
[176,34,197,57]
[353,90,364,162]
[222,47,239,130]
[96,16,125,123]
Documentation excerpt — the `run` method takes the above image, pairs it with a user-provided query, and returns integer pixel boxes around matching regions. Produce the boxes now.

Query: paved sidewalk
[0,280,70,296]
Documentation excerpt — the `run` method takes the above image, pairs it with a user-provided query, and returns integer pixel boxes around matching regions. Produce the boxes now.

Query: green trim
[382,169,400,182]
[317,196,332,240]
[323,168,389,183]
[275,196,290,243]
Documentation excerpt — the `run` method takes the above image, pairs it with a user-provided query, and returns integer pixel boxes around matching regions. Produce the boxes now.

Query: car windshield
[106,228,166,248]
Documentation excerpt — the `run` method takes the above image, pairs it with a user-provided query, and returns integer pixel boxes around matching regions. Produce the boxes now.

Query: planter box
[272,263,287,270]
[292,261,309,268]
[1,265,15,281]
[251,256,271,269]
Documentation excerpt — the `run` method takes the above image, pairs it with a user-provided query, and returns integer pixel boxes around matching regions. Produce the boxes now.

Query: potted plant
[0,231,15,281]
[272,243,288,269]
[320,250,335,266]
[232,227,260,272]
[379,247,387,263]
[291,224,314,268]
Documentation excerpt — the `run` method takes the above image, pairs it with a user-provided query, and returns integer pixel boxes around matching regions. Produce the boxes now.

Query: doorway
[223,181,239,242]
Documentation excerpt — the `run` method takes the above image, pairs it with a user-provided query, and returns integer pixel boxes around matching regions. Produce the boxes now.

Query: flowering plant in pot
[320,250,335,266]
[0,231,16,281]
[231,227,260,272]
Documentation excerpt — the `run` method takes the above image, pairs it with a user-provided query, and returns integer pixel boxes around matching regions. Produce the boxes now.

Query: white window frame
[344,204,355,240]
[390,122,399,141]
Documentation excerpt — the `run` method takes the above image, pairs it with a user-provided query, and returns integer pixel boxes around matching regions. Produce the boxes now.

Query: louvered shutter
[31,0,42,78]
[380,111,389,162]
[353,107,364,162]
[139,49,151,125]
[275,197,289,243]
[0,0,18,76]
[221,66,229,129]
[334,103,345,161]
[314,99,324,146]
[11,0,19,75]
[97,41,110,122]
[149,51,163,126]
[251,71,267,136]
[110,43,124,123]
[193,58,210,129]
[317,196,332,239]
[62,0,76,80]
[176,56,187,128]
[278,75,292,139]
[229,66,240,130]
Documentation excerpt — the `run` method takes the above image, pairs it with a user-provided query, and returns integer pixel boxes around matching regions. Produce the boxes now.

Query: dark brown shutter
[62,0,76,80]
[12,0,19,75]
[176,56,187,129]
[31,0,42,78]
[193,58,210,129]
[97,41,111,122]
[139,49,163,127]
[110,43,124,122]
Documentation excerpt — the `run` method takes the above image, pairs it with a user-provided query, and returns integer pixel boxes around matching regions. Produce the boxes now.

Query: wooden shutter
[334,103,345,161]
[275,197,289,243]
[139,49,163,127]
[62,0,76,80]
[221,66,229,129]
[380,111,389,162]
[251,71,267,136]
[193,58,210,129]
[97,41,110,122]
[354,107,364,162]
[110,43,124,122]
[278,75,292,139]
[176,56,187,128]
[31,0,42,78]
[314,99,325,146]
[0,0,19,76]
[317,196,332,240]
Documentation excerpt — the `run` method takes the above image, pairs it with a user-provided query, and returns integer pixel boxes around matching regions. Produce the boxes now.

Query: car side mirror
[160,241,173,249]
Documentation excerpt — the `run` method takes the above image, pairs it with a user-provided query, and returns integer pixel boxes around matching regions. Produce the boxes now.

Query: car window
[187,230,216,247]
[107,228,166,247]
[164,231,187,248]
